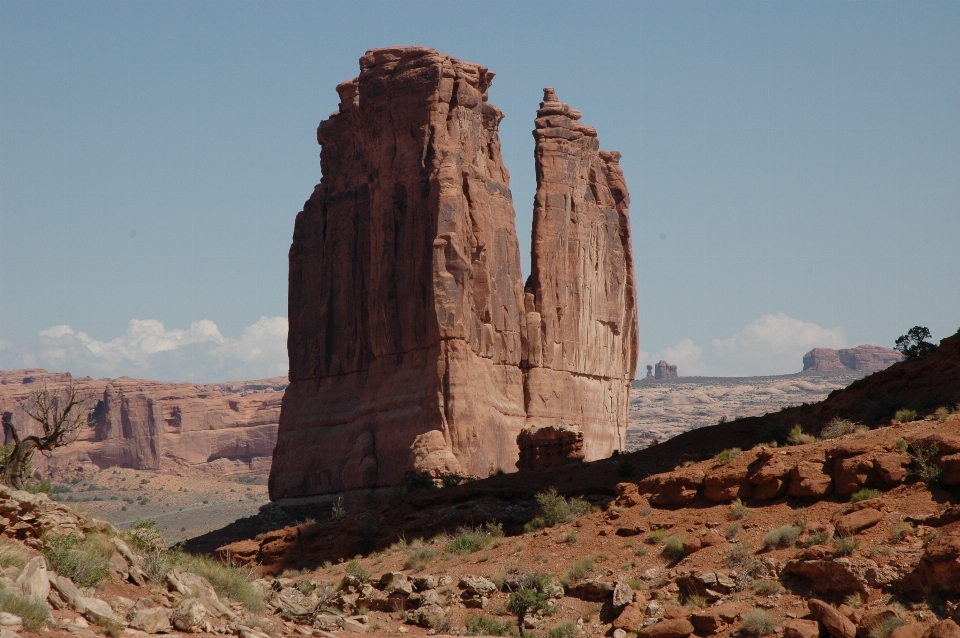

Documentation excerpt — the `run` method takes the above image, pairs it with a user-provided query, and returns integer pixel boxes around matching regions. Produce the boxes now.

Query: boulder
[80,597,122,625]
[809,599,857,638]
[459,575,497,597]
[637,618,695,638]
[902,521,960,594]
[130,607,172,634]
[407,603,445,628]
[834,456,878,495]
[614,603,645,632]
[171,599,207,633]
[891,624,929,638]
[566,579,616,602]
[923,621,960,638]
[703,464,751,502]
[788,460,833,498]
[784,619,821,638]
[15,556,49,601]
[835,508,883,535]
[613,582,634,608]
[782,553,869,595]
[638,467,705,507]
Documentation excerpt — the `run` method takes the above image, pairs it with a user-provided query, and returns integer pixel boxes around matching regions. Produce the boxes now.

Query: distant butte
[270,47,638,500]
[803,344,902,373]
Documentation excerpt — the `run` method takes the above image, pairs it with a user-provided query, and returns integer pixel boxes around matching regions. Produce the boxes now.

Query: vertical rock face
[655,361,678,379]
[522,88,638,461]
[272,47,528,500]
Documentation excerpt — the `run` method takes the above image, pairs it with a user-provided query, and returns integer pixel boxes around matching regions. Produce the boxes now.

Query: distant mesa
[802,344,902,373]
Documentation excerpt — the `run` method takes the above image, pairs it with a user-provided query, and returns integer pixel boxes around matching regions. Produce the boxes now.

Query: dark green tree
[894,326,938,359]
[507,588,548,637]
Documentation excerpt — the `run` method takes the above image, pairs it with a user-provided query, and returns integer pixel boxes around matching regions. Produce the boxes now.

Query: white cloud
[14,317,289,382]
[710,312,846,376]
[640,338,707,376]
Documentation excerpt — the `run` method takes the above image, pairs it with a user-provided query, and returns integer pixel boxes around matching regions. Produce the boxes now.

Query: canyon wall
[270,48,638,499]
[0,369,284,478]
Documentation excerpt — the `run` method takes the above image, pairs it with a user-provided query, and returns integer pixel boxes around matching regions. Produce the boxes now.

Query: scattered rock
[809,599,857,638]
[613,581,634,608]
[15,555,49,601]
[130,607,172,634]
[171,599,207,633]
[637,618,695,638]
[835,508,883,535]
[458,575,497,597]
[783,618,821,638]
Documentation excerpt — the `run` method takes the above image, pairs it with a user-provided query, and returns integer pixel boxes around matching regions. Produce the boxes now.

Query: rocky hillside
[0,370,285,479]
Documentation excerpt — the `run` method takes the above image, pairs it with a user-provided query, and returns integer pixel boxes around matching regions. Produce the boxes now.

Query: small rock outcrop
[655,360,678,379]
[803,345,902,373]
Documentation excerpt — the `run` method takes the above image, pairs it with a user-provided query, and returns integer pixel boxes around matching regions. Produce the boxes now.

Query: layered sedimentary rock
[655,361,678,379]
[0,370,284,478]
[522,88,638,461]
[803,345,902,373]
[272,47,529,499]
[271,50,638,499]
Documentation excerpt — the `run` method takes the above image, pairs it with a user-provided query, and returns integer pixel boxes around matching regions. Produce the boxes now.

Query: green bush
[507,588,548,637]
[741,609,780,636]
[403,542,437,572]
[531,488,592,528]
[724,542,751,569]
[763,525,801,550]
[889,522,914,543]
[752,580,783,596]
[869,617,908,638]
[714,448,742,465]
[43,533,113,587]
[850,488,880,503]
[895,438,908,453]
[180,554,264,611]
[563,556,594,584]
[821,418,868,439]
[344,559,370,581]
[729,499,750,520]
[0,588,50,631]
[445,525,501,555]
[645,529,668,544]
[726,523,741,540]
[663,536,687,562]
[909,443,943,485]
[549,620,579,638]
[465,614,516,636]
[804,530,830,547]
[894,409,917,423]
[787,425,817,445]
[934,407,951,422]
[832,535,860,556]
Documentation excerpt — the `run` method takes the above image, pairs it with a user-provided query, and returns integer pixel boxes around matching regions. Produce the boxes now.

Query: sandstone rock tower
[270,49,638,499]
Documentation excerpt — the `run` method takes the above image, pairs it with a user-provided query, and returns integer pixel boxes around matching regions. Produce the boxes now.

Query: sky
[1,1,958,382]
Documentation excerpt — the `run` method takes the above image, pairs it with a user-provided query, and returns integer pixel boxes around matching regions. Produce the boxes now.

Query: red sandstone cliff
[803,344,902,373]
[0,369,283,478]
[521,88,638,463]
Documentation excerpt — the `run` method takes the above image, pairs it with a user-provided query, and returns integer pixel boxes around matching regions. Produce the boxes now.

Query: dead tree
[3,382,91,489]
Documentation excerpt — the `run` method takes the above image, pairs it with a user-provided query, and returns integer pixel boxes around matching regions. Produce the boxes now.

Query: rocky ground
[627,373,865,451]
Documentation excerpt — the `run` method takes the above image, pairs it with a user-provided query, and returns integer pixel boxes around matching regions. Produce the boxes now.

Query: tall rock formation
[655,360,678,379]
[271,50,638,499]
[522,88,638,461]
[272,47,528,500]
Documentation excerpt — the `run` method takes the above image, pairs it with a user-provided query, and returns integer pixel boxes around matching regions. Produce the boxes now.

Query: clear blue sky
[2,1,958,381]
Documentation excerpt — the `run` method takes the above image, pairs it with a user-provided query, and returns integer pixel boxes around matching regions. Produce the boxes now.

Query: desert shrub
[726,523,741,540]
[804,530,830,547]
[549,620,579,638]
[724,542,751,569]
[634,546,648,557]
[889,522,915,543]
[683,594,707,609]
[563,556,594,584]
[0,538,29,568]
[832,535,860,556]
[0,588,50,631]
[646,529,668,544]
[763,525,801,550]
[330,496,346,521]
[344,558,370,581]
[851,488,880,503]
[869,617,908,638]
[787,425,817,446]
[507,588,548,636]
[404,542,437,572]
[753,580,784,596]
[43,532,113,587]
[845,593,865,608]
[446,525,501,555]
[531,488,592,528]
[562,530,578,545]
[518,570,555,592]
[895,438,908,453]
[742,609,780,636]
[934,407,951,422]
[822,418,868,439]
[180,554,263,611]
[909,443,943,485]
[715,448,742,465]
[729,499,750,520]
[894,409,918,423]
[465,614,516,636]
[663,536,687,562]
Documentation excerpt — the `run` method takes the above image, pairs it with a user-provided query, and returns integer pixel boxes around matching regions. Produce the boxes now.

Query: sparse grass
[787,425,817,445]
[729,498,750,520]
[663,536,687,562]
[895,438,908,453]
[92,614,124,638]
[724,542,751,569]
[804,530,830,547]
[832,535,860,557]
[753,580,783,596]
[465,614,516,636]
[563,556,594,584]
[715,448,743,465]
[909,443,943,485]
[726,523,741,540]
[763,525,801,550]
[548,620,579,638]
[851,488,880,503]
[344,558,370,581]
[845,593,864,609]
[869,617,908,638]
[894,409,917,423]
[43,532,113,588]
[741,609,780,636]
[684,594,707,609]
[526,489,592,532]
[634,545,648,557]
[562,530,578,545]
[889,522,915,543]
[446,524,503,555]
[404,542,438,572]
[822,417,868,439]
[934,407,951,422]
[645,529,669,544]
[0,538,29,568]
[0,588,50,631]
[180,554,264,612]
